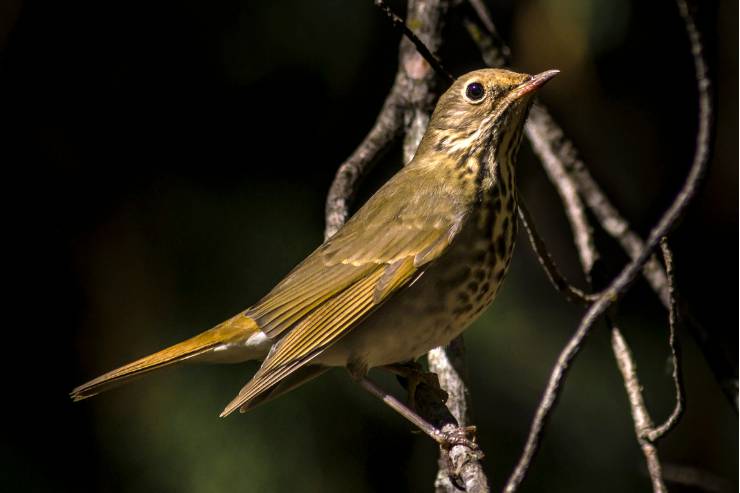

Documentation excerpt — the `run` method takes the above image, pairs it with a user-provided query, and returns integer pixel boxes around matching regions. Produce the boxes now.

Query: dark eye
[465,82,485,101]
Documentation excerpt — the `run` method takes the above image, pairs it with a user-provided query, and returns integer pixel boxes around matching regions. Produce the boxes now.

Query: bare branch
[374,0,454,83]
[527,110,679,491]
[396,0,449,163]
[646,239,685,442]
[504,0,713,489]
[325,0,449,240]
[611,324,668,493]
[661,463,731,493]
[516,197,598,304]
[329,1,713,491]
[607,238,685,492]
[464,0,736,411]
[429,339,489,493]
[526,101,671,302]
[524,107,599,274]
[607,239,684,492]
[466,0,496,36]
[324,89,404,239]
[462,2,510,67]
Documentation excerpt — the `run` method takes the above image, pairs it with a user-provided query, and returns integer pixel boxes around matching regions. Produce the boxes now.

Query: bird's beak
[512,69,560,99]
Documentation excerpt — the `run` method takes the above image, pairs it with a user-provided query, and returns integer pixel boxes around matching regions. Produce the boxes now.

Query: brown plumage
[71,68,558,417]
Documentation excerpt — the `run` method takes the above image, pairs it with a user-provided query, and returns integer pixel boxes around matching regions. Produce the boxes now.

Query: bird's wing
[245,164,465,339]
[222,165,467,415]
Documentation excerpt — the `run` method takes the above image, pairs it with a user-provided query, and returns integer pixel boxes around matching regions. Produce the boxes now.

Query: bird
[71,67,558,437]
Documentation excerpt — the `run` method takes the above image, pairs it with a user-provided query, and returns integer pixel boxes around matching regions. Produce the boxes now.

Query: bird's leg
[381,361,449,407]
[354,373,443,441]
[349,367,479,451]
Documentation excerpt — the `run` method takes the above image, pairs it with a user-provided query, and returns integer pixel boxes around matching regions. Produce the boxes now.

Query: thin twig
[516,197,598,304]
[466,0,495,36]
[429,339,489,493]
[611,324,668,493]
[462,2,510,68]
[325,0,449,240]
[522,113,671,488]
[526,102,671,303]
[461,2,510,66]
[609,239,685,491]
[647,239,685,442]
[503,0,713,489]
[525,105,600,275]
[374,0,455,83]
[661,463,731,493]
[463,0,736,411]
[325,83,404,239]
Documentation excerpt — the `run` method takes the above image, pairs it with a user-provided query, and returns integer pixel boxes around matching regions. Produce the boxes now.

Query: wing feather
[221,267,386,416]
[222,162,471,415]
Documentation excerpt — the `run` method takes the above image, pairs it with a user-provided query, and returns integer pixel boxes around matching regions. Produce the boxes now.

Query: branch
[463,0,736,411]
[506,156,707,492]
[429,340,488,493]
[661,463,730,492]
[527,104,672,304]
[646,239,685,442]
[524,105,600,274]
[609,238,685,492]
[325,83,404,239]
[326,1,489,490]
[516,197,598,304]
[325,0,453,239]
[374,0,454,83]
[503,0,713,489]
[611,324,668,493]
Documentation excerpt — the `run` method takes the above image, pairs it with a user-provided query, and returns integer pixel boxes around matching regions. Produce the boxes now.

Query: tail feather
[220,365,329,417]
[71,313,262,401]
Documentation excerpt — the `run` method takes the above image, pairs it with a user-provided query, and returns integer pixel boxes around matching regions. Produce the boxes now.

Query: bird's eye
[465,82,485,102]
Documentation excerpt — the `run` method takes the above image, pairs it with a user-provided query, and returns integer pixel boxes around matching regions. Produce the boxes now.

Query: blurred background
[1,0,737,491]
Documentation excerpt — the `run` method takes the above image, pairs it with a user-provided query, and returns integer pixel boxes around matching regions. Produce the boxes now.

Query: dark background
[1,0,737,492]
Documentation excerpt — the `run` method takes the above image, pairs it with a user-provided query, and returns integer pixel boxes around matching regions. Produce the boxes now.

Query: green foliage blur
[1,0,736,492]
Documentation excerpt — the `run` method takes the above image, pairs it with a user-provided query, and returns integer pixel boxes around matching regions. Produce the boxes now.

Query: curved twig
[374,0,454,83]
[611,324,668,493]
[504,0,713,490]
[464,0,736,412]
[609,238,685,493]
[325,84,404,239]
[516,197,598,304]
[646,239,685,442]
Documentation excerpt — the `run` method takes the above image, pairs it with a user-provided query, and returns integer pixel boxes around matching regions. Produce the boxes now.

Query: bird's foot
[438,425,481,453]
[438,425,485,490]
[382,361,449,407]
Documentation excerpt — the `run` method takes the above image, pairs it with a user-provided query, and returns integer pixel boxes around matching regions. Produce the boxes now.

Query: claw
[439,425,480,452]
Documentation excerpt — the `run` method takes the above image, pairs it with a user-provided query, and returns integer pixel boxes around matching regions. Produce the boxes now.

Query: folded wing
[222,164,467,415]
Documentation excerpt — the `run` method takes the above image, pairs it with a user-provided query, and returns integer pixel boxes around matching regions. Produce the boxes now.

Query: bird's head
[417,68,559,163]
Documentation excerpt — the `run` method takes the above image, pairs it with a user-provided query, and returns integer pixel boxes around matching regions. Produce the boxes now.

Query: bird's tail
[71,313,265,401]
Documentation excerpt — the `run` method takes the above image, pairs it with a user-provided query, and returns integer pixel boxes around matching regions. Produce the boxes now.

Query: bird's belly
[317,211,516,369]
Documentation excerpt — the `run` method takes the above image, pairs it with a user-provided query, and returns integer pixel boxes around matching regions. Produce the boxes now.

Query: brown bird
[72,68,558,441]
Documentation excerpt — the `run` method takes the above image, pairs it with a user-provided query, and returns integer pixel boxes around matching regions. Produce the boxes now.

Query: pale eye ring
[464,82,485,102]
